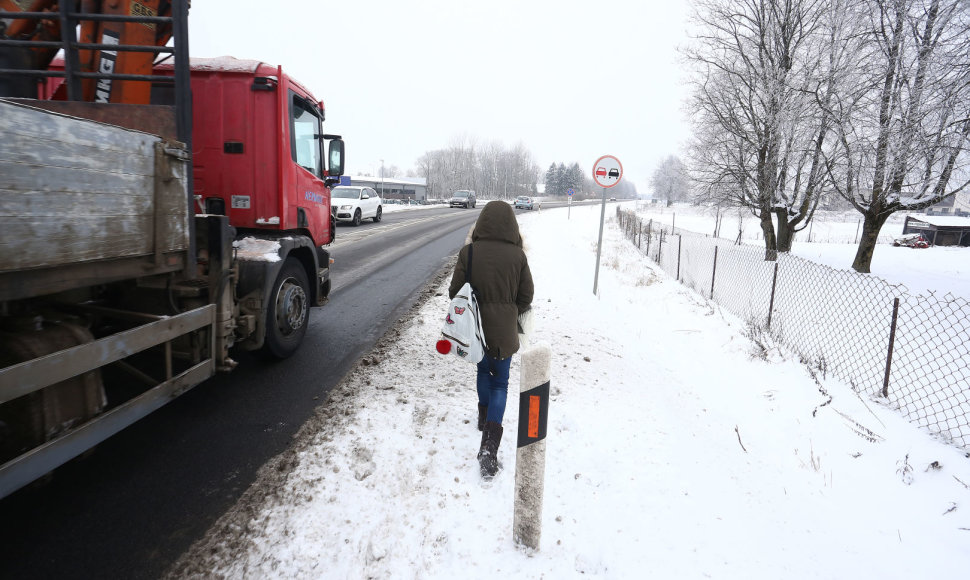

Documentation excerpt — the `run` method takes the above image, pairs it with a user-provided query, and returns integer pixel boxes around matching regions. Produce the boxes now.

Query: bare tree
[686,0,837,256]
[650,155,689,205]
[416,135,539,201]
[824,0,970,272]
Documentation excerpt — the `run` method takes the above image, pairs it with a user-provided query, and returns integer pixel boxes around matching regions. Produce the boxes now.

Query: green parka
[448,202,534,360]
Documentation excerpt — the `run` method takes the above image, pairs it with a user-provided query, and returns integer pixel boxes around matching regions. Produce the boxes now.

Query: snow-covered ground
[168,202,970,579]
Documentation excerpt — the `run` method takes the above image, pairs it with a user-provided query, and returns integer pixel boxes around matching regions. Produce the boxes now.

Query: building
[902,215,970,247]
[926,191,970,217]
[344,176,428,202]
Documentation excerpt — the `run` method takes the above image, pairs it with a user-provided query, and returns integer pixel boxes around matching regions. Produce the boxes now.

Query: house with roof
[344,176,428,202]
[926,191,970,217]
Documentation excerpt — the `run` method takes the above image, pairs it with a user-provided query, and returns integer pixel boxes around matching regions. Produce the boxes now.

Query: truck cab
[184,58,344,355]
[189,57,343,248]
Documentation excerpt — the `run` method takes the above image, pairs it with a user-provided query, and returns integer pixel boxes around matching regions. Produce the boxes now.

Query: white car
[331,186,382,226]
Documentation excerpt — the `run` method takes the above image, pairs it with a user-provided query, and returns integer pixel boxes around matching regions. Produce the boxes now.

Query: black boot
[477,404,488,431]
[478,420,504,478]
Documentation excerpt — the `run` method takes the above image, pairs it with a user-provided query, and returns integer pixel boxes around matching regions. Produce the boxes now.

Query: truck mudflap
[315,245,332,305]
[0,305,216,500]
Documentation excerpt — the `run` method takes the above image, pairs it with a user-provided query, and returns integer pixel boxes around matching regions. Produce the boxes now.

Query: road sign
[592,155,622,188]
[567,188,575,197]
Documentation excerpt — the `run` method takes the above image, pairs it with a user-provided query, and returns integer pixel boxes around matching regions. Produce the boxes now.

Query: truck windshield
[290,94,321,177]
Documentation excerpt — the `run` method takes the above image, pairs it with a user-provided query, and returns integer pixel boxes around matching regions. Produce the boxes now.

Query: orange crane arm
[0,0,63,74]
[78,0,171,103]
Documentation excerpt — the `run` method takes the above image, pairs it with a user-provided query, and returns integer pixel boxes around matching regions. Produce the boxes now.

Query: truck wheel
[263,258,309,359]
[352,209,362,226]
[373,206,382,223]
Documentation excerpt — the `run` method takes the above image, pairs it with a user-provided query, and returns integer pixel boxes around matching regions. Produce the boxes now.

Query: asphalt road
[0,206,482,579]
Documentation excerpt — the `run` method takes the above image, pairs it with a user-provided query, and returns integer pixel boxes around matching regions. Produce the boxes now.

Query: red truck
[0,1,344,497]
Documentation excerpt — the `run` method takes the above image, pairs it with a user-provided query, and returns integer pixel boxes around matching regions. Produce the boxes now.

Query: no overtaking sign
[592,155,622,188]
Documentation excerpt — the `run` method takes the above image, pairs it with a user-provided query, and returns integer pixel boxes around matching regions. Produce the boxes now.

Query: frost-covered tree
[544,162,593,197]
[544,163,563,197]
[824,0,970,272]
[565,163,585,194]
[650,155,689,205]
[416,136,539,200]
[686,0,840,256]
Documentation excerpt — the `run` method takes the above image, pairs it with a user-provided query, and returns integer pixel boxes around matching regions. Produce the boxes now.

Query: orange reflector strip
[528,395,540,438]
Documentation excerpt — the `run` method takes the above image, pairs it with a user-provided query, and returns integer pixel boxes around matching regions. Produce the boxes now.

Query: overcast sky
[188,0,692,193]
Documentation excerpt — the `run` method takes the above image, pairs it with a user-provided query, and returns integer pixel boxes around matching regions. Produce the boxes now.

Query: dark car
[608,168,620,178]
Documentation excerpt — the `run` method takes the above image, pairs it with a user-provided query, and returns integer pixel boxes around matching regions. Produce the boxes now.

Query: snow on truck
[0,1,344,498]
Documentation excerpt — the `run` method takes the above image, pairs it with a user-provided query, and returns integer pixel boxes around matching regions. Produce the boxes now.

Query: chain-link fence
[616,208,970,450]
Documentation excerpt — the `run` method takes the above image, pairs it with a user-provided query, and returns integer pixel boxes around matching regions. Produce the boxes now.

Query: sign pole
[593,186,607,295]
[590,154,622,296]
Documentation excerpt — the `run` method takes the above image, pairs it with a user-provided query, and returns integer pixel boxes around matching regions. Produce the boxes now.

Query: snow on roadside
[168,203,970,579]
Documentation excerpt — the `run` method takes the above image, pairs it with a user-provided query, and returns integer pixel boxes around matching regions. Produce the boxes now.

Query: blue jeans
[477,353,512,424]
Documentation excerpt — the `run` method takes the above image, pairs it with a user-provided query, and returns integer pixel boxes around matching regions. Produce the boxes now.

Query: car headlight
[340,204,353,210]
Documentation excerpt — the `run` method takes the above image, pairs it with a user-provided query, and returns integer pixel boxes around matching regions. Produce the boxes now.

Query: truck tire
[263,257,309,359]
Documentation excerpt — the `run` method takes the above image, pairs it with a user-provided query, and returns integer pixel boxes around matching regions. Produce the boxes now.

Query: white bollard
[513,345,551,550]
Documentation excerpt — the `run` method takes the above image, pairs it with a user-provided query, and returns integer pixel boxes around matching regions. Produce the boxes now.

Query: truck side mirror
[328,139,345,176]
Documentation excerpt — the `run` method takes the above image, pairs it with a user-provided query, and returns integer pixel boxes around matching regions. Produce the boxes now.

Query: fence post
[710,246,719,299]
[882,298,900,398]
[676,235,683,281]
[514,345,551,551]
[657,230,664,267]
[767,262,779,330]
[646,220,653,258]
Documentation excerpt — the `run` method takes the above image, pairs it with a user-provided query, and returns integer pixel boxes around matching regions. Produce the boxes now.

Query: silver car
[449,190,477,209]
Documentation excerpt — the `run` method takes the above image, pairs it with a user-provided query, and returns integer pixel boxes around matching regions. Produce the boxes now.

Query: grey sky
[188,0,691,192]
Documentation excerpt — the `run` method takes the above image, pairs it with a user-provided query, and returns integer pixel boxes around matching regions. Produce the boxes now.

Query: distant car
[514,195,540,210]
[609,196,617,201]
[331,186,382,226]
[449,190,477,208]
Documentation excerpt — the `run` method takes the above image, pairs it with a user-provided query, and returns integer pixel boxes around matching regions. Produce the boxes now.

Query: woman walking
[449,202,534,478]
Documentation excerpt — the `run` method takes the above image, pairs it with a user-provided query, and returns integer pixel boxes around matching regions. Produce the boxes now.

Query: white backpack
[436,244,487,363]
